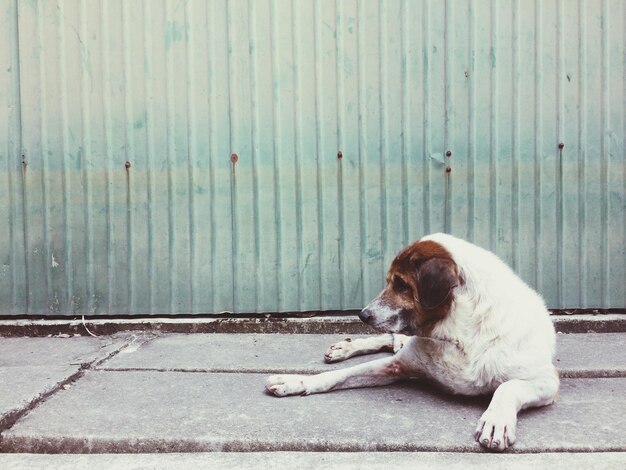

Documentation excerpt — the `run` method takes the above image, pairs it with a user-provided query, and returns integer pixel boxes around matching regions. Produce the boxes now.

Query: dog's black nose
[359,308,373,324]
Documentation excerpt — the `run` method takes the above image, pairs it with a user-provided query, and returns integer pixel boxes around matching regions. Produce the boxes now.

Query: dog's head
[359,240,463,335]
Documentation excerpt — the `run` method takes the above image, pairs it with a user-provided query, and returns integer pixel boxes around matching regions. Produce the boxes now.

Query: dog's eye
[392,276,410,293]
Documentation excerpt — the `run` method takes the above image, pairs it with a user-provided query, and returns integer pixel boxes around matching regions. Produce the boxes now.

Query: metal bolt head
[337,150,343,159]
[445,166,452,173]
[230,153,239,163]
[558,143,565,149]
[446,150,452,157]
[125,161,131,169]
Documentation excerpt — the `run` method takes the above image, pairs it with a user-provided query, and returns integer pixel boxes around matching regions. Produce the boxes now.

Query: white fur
[362,297,404,332]
[266,233,559,452]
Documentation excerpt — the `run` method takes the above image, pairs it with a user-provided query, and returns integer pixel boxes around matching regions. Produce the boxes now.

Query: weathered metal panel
[0,0,623,314]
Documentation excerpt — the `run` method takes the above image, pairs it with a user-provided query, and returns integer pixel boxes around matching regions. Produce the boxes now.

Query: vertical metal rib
[357,0,367,305]
[270,0,282,310]
[57,0,73,310]
[443,0,451,233]
[489,0,497,251]
[10,0,24,312]
[577,0,587,306]
[248,0,261,312]
[600,0,609,306]
[401,0,409,246]
[422,0,430,234]
[533,0,542,288]
[292,1,303,309]
[468,0,476,241]
[511,0,520,271]
[80,0,94,313]
[101,0,113,312]
[335,0,345,309]
[143,0,155,313]
[556,0,565,306]
[122,0,134,312]
[314,0,324,307]
[379,1,388,268]
[36,3,52,307]
[207,1,216,313]
[163,0,175,312]
[185,0,196,312]
[225,0,236,312]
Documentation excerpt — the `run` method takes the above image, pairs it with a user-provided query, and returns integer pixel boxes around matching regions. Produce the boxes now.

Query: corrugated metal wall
[0,0,624,315]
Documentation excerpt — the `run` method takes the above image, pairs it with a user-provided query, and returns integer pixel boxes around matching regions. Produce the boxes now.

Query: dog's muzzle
[358,308,374,325]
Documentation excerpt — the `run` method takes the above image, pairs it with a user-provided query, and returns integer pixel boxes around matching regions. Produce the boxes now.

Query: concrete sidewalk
[1,326,625,468]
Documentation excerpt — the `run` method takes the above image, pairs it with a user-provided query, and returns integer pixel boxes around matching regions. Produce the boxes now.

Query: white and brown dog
[266,233,559,451]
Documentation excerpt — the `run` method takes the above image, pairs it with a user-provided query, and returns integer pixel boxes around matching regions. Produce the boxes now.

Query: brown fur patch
[384,239,462,335]
[382,360,412,378]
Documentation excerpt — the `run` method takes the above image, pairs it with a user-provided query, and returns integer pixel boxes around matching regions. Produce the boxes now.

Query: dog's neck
[415,333,465,353]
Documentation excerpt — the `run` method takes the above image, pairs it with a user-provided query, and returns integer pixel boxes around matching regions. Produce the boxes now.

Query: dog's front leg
[475,368,559,451]
[266,355,409,397]
[325,334,407,363]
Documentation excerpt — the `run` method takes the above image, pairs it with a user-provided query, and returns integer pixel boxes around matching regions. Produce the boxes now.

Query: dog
[265,233,559,451]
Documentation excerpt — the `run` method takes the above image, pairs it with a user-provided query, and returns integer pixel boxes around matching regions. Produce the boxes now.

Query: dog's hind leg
[324,334,409,363]
[474,367,560,452]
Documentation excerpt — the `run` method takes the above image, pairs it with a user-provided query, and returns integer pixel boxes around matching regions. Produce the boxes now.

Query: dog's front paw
[324,338,354,363]
[265,375,308,397]
[474,407,517,452]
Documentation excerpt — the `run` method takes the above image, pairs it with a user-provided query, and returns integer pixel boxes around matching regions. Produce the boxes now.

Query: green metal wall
[0,0,624,315]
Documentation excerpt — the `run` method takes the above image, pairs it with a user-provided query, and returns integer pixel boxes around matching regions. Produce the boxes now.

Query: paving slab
[0,335,133,431]
[556,333,626,377]
[99,332,626,377]
[1,452,625,470]
[2,370,625,453]
[0,336,128,367]
[99,333,390,373]
[0,366,82,429]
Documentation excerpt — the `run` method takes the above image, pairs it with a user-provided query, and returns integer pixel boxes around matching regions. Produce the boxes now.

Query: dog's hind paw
[265,375,308,397]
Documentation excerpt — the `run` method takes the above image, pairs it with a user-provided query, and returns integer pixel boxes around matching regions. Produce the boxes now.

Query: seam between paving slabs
[94,367,626,379]
[3,436,626,454]
[0,333,159,445]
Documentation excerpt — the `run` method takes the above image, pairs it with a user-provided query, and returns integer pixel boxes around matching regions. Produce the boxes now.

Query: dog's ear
[415,257,459,310]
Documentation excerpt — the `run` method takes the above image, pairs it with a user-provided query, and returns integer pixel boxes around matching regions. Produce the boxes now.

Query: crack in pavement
[0,333,159,445]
